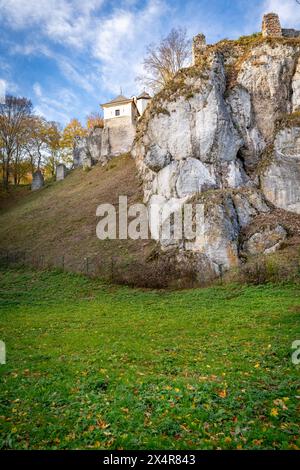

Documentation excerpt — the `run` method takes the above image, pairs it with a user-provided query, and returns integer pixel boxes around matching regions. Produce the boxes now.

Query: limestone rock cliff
[73,127,107,169]
[132,36,300,276]
[261,121,300,214]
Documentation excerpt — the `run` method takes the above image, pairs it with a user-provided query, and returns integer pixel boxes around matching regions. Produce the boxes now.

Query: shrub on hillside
[110,257,200,289]
[238,253,300,285]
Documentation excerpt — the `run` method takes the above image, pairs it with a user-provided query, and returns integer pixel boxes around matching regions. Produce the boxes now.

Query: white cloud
[11,42,99,96]
[33,82,42,98]
[57,59,97,94]
[5,0,171,98]
[0,76,19,96]
[1,0,181,99]
[0,79,6,102]
[93,0,169,95]
[33,81,83,124]
[4,0,238,120]
[0,0,105,48]
[94,11,134,63]
[262,0,300,28]
[9,41,52,57]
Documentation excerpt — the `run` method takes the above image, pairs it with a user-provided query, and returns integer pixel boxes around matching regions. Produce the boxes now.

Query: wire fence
[0,249,122,281]
[0,249,198,289]
[2,248,298,289]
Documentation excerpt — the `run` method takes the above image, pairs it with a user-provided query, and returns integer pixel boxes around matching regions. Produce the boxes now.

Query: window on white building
[115,109,120,116]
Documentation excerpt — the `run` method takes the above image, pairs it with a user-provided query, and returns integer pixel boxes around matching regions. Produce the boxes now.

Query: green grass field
[0,267,300,450]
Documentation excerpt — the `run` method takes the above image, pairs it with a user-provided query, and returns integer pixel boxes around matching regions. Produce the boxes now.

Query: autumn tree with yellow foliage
[60,118,87,165]
[0,93,102,187]
[86,112,104,131]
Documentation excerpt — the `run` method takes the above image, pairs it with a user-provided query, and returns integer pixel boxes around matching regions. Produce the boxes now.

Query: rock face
[132,36,300,277]
[87,127,103,161]
[101,117,136,159]
[73,136,89,168]
[242,224,287,255]
[73,127,105,168]
[31,170,44,191]
[73,119,136,168]
[261,125,300,214]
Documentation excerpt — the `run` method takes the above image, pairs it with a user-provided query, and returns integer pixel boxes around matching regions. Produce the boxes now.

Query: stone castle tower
[192,33,206,65]
[262,13,282,37]
[262,12,300,38]
[192,12,300,66]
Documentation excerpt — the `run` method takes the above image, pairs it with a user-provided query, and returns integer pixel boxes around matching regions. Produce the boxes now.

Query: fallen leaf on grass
[97,419,110,429]
[218,390,227,399]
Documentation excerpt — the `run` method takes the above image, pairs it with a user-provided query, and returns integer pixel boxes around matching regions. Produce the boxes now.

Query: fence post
[61,255,65,271]
[111,256,115,281]
[219,264,223,285]
[84,257,90,275]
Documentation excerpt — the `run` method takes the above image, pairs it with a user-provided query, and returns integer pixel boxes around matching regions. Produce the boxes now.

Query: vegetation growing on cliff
[276,111,300,131]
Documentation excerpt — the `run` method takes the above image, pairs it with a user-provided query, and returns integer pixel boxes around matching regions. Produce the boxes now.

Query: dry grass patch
[0,155,154,272]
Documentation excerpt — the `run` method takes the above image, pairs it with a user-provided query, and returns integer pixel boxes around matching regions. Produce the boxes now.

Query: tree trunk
[2,160,9,189]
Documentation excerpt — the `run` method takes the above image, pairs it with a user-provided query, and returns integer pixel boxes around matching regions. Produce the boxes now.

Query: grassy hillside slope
[0,153,300,286]
[0,155,154,275]
[1,267,300,450]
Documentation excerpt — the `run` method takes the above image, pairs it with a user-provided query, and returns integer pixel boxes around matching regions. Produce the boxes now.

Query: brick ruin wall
[192,13,300,67]
[192,33,206,65]
[262,13,300,38]
[262,13,282,37]
[282,29,300,39]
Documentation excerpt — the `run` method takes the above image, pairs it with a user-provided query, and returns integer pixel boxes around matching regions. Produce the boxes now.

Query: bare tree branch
[136,28,191,94]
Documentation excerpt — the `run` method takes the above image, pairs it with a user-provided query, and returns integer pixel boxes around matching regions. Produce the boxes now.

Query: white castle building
[99,91,152,158]
[102,92,151,122]
[73,91,151,168]
[73,90,152,168]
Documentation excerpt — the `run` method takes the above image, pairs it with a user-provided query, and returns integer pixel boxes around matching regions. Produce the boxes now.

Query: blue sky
[1,0,300,126]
